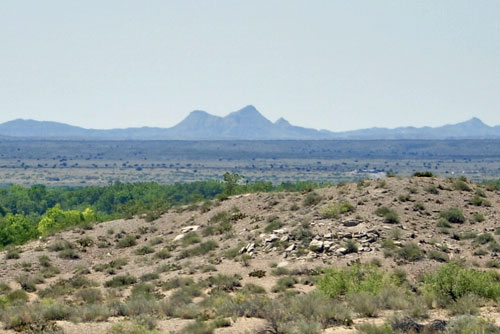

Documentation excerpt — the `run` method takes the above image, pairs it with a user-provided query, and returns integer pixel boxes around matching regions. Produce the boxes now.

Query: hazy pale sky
[1,1,499,131]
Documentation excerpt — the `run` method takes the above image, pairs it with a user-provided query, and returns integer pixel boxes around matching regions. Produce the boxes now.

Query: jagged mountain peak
[188,110,211,117]
[0,109,498,140]
[225,105,268,121]
[275,117,291,127]
[461,117,487,126]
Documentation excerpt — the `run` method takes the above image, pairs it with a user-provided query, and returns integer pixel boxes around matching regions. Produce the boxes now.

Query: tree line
[0,174,322,248]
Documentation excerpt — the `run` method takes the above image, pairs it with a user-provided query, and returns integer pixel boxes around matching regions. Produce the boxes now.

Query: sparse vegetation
[2,175,500,334]
[319,201,355,218]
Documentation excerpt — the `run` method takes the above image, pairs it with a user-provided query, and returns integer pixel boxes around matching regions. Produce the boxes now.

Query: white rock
[277,261,289,268]
[173,234,184,242]
[265,234,279,243]
[309,239,324,252]
[181,225,200,233]
[335,247,347,255]
[323,241,333,249]
[273,228,287,234]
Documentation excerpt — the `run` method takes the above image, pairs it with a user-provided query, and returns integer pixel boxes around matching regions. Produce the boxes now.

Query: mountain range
[1,105,499,140]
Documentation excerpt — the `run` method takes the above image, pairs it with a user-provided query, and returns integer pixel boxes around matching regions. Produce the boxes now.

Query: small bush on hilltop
[302,192,322,207]
[454,178,472,192]
[413,171,434,177]
[319,201,355,219]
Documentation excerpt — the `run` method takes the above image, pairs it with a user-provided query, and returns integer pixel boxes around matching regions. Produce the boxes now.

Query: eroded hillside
[1,176,500,334]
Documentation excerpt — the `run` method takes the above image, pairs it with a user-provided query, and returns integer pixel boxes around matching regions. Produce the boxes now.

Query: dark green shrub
[104,275,137,288]
[424,185,439,194]
[473,233,494,246]
[345,239,358,254]
[207,274,242,293]
[242,283,266,294]
[272,276,297,292]
[472,213,485,223]
[7,289,29,304]
[375,207,399,224]
[348,292,379,317]
[93,258,128,274]
[413,172,434,177]
[47,240,74,252]
[264,220,283,233]
[485,260,500,268]
[179,240,218,258]
[397,243,424,261]
[446,315,499,334]
[134,246,155,256]
[38,255,51,267]
[319,201,355,219]
[16,274,44,292]
[374,207,391,217]
[182,232,202,246]
[454,179,471,191]
[397,193,411,202]
[140,272,160,282]
[154,248,171,259]
[76,288,103,303]
[428,250,449,262]
[76,236,94,247]
[469,195,491,207]
[162,277,196,291]
[116,235,138,248]
[58,248,80,260]
[413,202,426,212]
[5,247,21,259]
[302,192,321,207]
[440,208,465,224]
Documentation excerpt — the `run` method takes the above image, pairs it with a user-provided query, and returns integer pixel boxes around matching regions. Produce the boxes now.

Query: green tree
[37,204,85,235]
[222,172,242,196]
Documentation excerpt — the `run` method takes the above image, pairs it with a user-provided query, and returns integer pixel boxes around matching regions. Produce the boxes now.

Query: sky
[1,1,499,132]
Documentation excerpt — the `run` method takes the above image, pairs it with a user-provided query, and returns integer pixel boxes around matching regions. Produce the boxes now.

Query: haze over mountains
[1,105,499,140]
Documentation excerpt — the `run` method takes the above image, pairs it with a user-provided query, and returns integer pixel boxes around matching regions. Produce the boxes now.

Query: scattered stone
[277,261,289,268]
[425,320,447,332]
[265,234,279,243]
[391,317,423,333]
[173,234,184,242]
[343,219,361,227]
[181,225,199,233]
[309,239,324,252]
[240,243,255,254]
[336,247,347,255]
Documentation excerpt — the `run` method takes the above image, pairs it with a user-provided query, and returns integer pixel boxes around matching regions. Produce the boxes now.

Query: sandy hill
[1,176,500,334]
